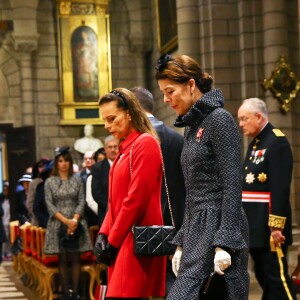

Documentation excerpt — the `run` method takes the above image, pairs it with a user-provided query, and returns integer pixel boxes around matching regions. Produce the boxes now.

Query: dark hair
[93,147,106,162]
[32,158,51,179]
[155,54,213,93]
[98,88,159,140]
[52,151,74,177]
[130,87,154,113]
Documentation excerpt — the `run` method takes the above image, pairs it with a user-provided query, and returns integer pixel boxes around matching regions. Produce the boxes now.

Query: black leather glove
[106,242,119,261]
[94,234,111,265]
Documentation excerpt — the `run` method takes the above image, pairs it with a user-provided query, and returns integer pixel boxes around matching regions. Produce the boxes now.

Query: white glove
[214,247,231,275]
[172,246,183,277]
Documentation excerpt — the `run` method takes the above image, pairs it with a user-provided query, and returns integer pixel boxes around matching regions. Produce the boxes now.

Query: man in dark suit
[131,86,186,295]
[78,150,98,227]
[91,135,118,227]
[238,97,296,300]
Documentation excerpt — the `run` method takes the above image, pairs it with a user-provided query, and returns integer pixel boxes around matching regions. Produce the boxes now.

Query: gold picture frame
[156,0,178,54]
[263,56,300,113]
[56,0,111,125]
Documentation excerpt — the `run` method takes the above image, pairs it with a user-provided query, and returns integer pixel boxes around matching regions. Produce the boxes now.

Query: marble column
[176,0,200,62]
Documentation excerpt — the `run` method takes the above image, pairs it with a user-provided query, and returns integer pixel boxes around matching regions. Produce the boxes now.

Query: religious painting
[72,26,99,101]
[156,0,178,54]
[56,0,111,125]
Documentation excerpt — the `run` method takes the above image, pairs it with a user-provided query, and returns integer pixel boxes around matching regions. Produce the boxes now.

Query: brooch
[196,128,204,142]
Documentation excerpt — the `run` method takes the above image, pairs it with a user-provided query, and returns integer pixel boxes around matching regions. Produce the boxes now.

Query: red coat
[100,131,166,298]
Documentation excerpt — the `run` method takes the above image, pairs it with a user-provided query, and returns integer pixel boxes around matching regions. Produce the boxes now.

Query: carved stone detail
[12,34,40,53]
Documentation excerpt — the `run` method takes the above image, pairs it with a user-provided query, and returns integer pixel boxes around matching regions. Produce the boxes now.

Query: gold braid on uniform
[268,213,293,299]
[268,214,286,229]
[269,214,293,300]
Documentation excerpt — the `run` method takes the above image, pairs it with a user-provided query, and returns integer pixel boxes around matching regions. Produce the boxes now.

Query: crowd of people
[0,53,297,300]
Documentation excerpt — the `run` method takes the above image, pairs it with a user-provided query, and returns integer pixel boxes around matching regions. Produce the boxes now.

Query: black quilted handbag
[130,142,177,256]
[132,225,176,256]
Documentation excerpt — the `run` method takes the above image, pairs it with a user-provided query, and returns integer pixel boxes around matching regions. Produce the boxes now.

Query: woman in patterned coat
[44,147,92,300]
[155,54,249,300]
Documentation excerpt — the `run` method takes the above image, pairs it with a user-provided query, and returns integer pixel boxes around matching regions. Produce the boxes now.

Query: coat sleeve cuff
[213,229,248,250]
[268,214,286,229]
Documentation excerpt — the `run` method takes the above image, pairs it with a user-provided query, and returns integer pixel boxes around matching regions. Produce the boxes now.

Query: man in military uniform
[238,97,296,299]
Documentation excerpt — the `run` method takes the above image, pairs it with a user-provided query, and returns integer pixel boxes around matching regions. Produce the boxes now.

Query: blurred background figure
[14,173,32,225]
[33,160,53,228]
[78,150,98,227]
[91,135,118,227]
[0,184,8,265]
[27,157,51,225]
[0,181,11,260]
[73,163,80,174]
[44,146,92,300]
[92,147,106,163]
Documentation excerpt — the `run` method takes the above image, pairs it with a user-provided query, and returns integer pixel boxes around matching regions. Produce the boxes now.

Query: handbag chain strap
[129,142,175,227]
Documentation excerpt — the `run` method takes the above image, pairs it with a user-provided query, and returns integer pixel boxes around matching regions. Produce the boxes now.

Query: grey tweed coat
[167,89,249,300]
[44,175,92,254]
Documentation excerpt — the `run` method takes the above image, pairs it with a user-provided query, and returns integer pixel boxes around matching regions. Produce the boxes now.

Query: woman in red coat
[94,88,166,299]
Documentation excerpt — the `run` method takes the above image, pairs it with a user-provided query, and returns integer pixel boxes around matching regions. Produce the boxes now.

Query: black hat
[40,160,54,181]
[38,157,51,167]
[54,146,70,158]
[18,173,32,183]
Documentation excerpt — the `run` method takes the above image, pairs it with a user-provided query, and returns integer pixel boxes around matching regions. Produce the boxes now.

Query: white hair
[104,135,116,145]
[242,98,268,118]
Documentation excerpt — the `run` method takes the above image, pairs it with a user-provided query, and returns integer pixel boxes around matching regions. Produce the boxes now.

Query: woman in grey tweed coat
[156,54,249,300]
[44,147,92,300]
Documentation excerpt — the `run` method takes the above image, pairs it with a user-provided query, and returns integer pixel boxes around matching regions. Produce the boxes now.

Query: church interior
[0,1,300,298]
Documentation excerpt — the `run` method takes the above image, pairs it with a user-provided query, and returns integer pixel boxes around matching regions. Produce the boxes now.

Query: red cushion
[293,278,300,286]
[14,226,20,237]
[42,256,59,266]
[80,251,95,263]
[24,249,32,256]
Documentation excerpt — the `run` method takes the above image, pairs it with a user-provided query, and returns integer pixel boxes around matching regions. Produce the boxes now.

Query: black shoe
[70,292,80,300]
[59,293,70,300]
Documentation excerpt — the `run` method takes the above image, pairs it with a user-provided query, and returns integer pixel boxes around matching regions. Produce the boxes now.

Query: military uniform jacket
[242,122,293,248]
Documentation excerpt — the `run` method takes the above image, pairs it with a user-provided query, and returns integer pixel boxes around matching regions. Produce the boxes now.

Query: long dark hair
[52,152,74,178]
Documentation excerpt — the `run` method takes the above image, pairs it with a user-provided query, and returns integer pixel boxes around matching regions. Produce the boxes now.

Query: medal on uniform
[253,149,266,164]
[245,172,255,184]
[258,172,267,183]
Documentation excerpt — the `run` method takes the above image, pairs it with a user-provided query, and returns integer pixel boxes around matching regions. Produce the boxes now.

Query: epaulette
[272,129,285,137]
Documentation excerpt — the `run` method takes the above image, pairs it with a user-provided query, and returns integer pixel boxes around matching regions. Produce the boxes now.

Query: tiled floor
[0,260,298,300]
[0,261,30,300]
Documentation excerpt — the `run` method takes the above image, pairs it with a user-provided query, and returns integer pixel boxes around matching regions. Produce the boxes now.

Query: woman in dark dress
[155,54,249,300]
